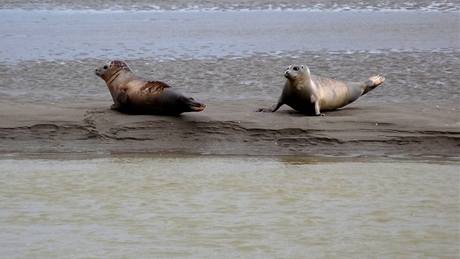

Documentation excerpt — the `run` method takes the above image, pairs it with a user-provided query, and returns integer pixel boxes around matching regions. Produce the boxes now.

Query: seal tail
[362,75,385,95]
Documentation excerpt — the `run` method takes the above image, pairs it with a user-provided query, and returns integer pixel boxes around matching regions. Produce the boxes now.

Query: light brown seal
[95,60,205,115]
[258,65,385,115]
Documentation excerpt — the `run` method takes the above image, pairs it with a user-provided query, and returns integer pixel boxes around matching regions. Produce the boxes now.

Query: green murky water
[1,157,459,258]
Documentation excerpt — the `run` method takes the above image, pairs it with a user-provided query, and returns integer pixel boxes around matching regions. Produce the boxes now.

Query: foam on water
[1,0,460,12]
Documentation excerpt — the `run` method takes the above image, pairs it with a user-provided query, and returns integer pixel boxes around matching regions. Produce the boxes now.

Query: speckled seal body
[95,60,205,115]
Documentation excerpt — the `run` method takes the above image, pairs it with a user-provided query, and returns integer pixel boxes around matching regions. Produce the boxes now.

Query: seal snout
[95,66,106,77]
[284,70,294,79]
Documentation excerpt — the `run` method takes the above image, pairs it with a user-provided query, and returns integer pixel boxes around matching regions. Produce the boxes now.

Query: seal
[95,60,205,115]
[257,65,385,115]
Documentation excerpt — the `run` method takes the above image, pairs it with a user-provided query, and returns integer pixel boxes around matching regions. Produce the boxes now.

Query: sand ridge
[1,100,458,159]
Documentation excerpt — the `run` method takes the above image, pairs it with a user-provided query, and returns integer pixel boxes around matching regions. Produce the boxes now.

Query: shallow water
[0,10,458,62]
[0,9,458,104]
[0,156,458,258]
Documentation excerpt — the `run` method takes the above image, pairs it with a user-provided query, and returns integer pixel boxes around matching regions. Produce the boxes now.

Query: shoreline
[3,153,459,165]
[1,100,459,160]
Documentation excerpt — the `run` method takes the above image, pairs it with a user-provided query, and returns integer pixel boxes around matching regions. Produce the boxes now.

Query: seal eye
[293,66,299,71]
[103,65,108,69]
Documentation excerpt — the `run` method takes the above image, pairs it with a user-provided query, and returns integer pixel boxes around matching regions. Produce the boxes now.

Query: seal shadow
[325,106,364,116]
[274,106,364,117]
[109,108,185,118]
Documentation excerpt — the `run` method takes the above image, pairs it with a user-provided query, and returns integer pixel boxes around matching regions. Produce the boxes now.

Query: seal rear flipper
[186,98,206,112]
[362,75,385,95]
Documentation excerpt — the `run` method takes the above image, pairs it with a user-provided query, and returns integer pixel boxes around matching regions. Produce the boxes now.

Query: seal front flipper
[309,94,323,116]
[314,100,323,116]
[256,98,284,112]
[111,89,129,110]
[256,103,283,113]
[256,107,272,112]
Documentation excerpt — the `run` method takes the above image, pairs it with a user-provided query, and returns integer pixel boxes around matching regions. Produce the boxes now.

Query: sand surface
[1,100,459,159]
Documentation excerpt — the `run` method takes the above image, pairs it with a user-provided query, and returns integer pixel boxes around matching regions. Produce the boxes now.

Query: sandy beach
[1,100,459,159]
[0,10,458,159]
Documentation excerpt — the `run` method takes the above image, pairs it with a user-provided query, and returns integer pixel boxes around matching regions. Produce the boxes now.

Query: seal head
[284,65,311,83]
[95,60,131,84]
[285,65,307,79]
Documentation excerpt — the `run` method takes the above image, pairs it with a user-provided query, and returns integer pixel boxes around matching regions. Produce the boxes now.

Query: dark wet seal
[95,60,206,115]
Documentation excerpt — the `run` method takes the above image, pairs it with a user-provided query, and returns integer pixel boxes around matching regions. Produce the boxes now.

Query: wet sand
[1,99,459,159]
[1,52,459,104]
[1,52,459,159]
